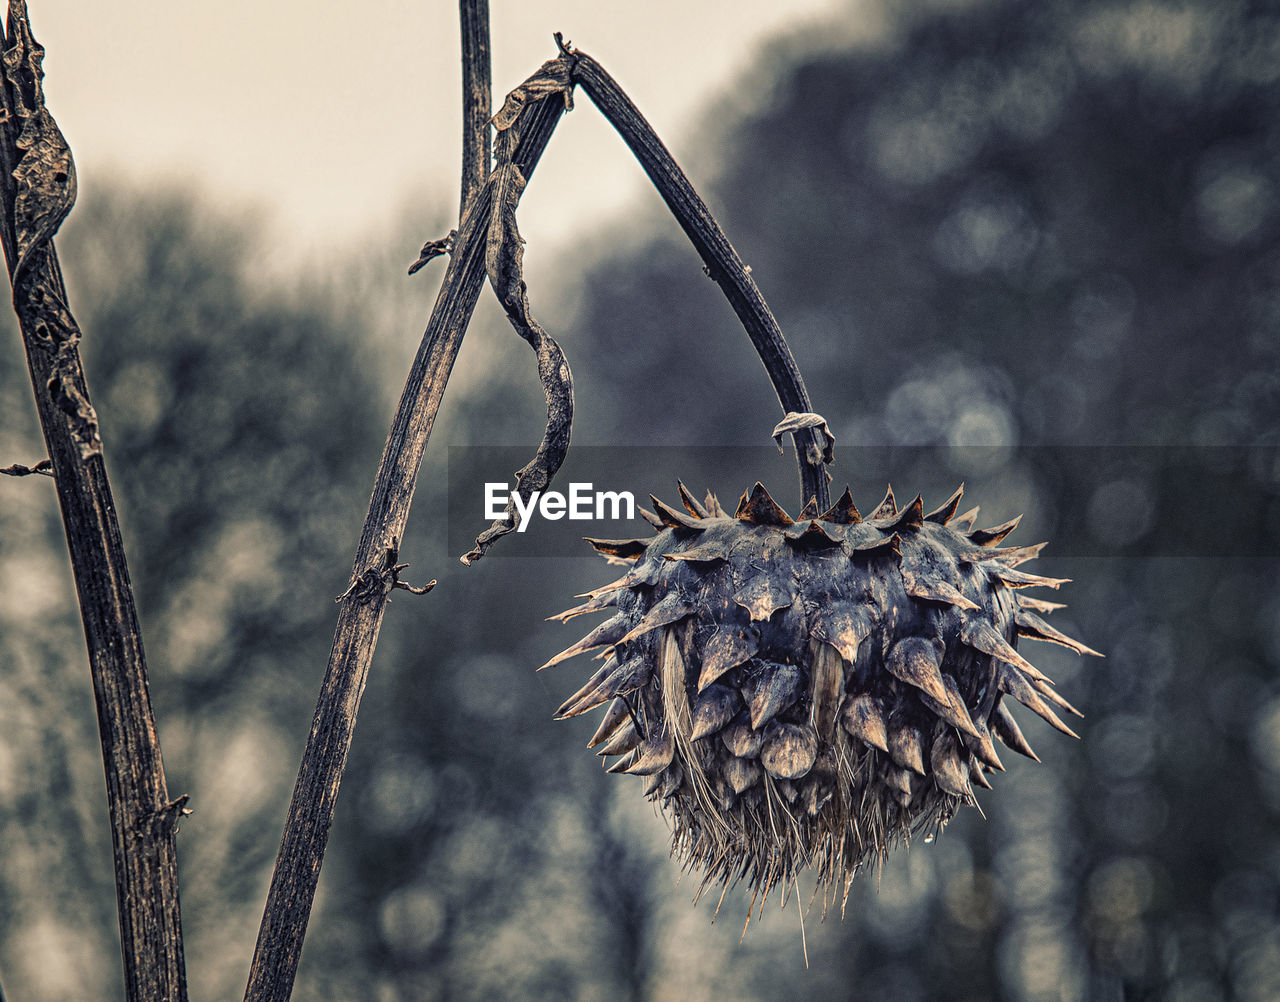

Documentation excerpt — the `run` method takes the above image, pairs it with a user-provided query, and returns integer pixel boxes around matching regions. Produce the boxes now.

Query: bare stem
[0,3,187,999]
[242,50,573,1001]
[570,48,830,511]
[458,0,492,217]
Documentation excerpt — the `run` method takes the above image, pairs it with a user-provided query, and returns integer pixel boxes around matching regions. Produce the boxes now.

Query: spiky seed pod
[546,481,1099,905]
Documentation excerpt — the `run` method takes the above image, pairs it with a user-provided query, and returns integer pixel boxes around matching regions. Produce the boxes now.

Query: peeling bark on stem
[0,3,188,1000]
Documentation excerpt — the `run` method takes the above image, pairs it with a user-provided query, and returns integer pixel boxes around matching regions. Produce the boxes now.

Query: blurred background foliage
[2,0,1280,998]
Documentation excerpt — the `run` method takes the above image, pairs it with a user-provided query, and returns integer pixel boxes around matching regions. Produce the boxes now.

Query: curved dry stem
[570,46,830,511]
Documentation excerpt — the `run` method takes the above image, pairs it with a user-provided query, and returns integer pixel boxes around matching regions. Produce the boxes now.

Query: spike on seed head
[969,759,994,789]
[585,537,648,560]
[841,693,889,752]
[991,702,1040,761]
[868,485,898,519]
[651,495,703,530]
[969,515,1022,547]
[677,480,709,519]
[545,481,1092,908]
[587,697,633,748]
[735,482,795,526]
[638,506,665,531]
[874,494,924,532]
[784,520,843,549]
[925,484,965,524]
[820,487,862,525]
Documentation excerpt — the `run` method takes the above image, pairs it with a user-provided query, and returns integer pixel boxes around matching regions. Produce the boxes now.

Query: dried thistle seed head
[545,481,1099,908]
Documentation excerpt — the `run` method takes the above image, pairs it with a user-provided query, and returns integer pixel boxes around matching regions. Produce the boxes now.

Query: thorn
[637,506,665,531]
[811,604,872,662]
[902,570,980,611]
[745,663,803,729]
[783,520,843,549]
[732,575,796,623]
[920,674,981,740]
[991,702,1040,761]
[584,537,649,559]
[888,723,927,776]
[676,480,709,518]
[840,694,889,753]
[690,684,740,741]
[961,718,1006,772]
[872,494,923,532]
[987,565,1071,590]
[959,618,1044,681]
[547,590,619,623]
[849,531,902,559]
[664,541,731,565]
[697,627,758,692]
[594,721,642,757]
[586,698,632,747]
[725,756,762,794]
[721,721,764,758]
[883,765,914,800]
[614,592,695,647]
[650,495,704,530]
[1014,609,1104,657]
[626,734,675,775]
[1015,595,1067,615]
[969,515,1021,547]
[988,542,1048,568]
[735,482,795,526]
[540,613,629,670]
[555,659,616,717]
[819,486,862,525]
[924,484,964,524]
[867,485,897,520]
[606,749,639,774]
[997,666,1080,739]
[886,636,950,706]
[930,732,972,799]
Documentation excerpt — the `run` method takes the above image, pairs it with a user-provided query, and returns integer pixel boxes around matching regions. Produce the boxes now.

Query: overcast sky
[30,1,874,264]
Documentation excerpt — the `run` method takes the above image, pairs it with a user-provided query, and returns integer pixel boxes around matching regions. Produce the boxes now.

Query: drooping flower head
[545,482,1098,907]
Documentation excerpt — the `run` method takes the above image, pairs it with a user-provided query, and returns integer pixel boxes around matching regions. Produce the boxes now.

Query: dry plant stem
[458,0,492,217]
[571,50,830,512]
[0,3,188,1000]
[242,64,571,1002]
